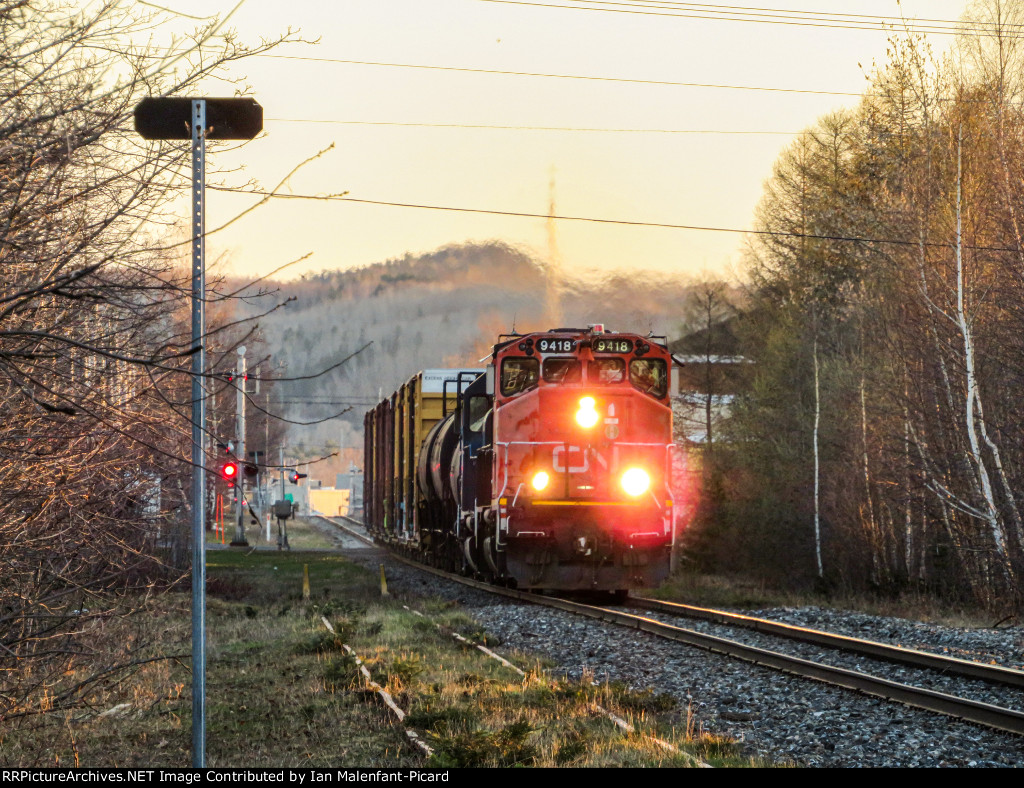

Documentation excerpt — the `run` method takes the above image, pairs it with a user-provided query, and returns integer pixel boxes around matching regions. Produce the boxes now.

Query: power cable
[279,401,379,406]
[254,53,1009,108]
[265,117,796,135]
[208,185,1024,254]
[474,0,1024,37]
[570,0,1021,33]
[256,55,861,97]
[579,1,990,29]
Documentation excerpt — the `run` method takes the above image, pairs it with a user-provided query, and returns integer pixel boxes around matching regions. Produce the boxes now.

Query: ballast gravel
[337,544,1024,767]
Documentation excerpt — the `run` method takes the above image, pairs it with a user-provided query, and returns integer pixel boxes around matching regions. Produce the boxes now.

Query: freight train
[364,325,678,599]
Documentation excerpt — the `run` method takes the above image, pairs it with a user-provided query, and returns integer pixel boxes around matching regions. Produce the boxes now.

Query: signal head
[220,461,239,486]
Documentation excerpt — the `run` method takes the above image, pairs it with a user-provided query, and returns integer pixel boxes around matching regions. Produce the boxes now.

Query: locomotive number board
[537,337,577,353]
[593,337,633,353]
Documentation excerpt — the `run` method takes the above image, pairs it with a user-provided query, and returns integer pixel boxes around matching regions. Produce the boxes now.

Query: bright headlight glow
[621,467,651,496]
[532,471,550,491]
[575,396,599,428]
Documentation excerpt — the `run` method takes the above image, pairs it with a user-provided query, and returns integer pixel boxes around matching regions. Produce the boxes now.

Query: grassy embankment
[1,518,762,768]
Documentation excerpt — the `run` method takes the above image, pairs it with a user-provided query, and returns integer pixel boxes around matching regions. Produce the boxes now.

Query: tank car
[364,325,678,596]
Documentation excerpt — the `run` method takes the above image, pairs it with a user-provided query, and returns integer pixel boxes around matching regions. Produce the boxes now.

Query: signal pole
[188,100,207,768]
[134,94,262,770]
[231,345,249,546]
[279,446,285,501]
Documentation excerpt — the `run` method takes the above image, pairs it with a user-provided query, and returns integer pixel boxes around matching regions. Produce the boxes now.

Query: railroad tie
[320,615,433,757]
[401,605,711,768]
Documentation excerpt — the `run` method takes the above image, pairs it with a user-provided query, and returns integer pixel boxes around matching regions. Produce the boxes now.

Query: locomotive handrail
[499,443,510,498]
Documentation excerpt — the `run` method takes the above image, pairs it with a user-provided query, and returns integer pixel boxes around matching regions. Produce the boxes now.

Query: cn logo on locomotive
[552,444,590,473]
[551,445,618,473]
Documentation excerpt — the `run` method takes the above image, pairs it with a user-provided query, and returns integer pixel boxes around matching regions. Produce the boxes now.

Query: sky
[166,0,975,282]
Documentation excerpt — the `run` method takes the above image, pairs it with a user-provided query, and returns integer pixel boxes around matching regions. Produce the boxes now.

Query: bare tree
[0,0,296,723]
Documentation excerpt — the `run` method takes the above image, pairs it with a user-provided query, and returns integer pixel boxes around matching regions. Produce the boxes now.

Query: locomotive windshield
[542,357,582,384]
[501,357,539,396]
[590,357,625,384]
[629,358,668,398]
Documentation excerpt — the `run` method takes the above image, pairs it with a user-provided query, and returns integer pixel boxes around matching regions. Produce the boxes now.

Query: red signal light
[220,461,239,486]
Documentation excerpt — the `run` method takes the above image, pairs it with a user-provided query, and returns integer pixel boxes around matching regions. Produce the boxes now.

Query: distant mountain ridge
[237,241,698,447]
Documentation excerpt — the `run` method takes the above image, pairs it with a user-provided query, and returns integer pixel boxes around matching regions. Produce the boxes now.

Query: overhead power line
[576,0,980,28]
[209,185,1024,254]
[474,0,1024,38]
[279,400,378,406]
[265,117,796,135]
[256,55,861,97]
[255,54,1004,106]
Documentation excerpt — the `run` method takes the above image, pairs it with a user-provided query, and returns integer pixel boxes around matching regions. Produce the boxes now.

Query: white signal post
[231,345,249,546]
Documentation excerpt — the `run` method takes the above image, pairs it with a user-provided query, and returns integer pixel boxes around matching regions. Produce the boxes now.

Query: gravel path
[331,534,1024,767]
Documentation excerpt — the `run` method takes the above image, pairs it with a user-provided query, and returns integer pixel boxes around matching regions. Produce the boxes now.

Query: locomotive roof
[493,326,668,355]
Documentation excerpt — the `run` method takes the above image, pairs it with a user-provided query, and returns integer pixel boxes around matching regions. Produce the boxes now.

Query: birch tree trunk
[953,124,1014,584]
[813,329,823,578]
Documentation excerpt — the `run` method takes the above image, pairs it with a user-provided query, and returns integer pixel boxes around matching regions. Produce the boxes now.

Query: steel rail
[320,514,377,547]
[631,597,1024,689]
[317,516,1024,737]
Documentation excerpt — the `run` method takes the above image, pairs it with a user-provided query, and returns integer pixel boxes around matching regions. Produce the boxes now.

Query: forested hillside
[240,241,701,450]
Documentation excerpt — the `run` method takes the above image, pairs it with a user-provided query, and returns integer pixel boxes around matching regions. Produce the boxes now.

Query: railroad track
[628,597,1024,687]
[316,514,1024,737]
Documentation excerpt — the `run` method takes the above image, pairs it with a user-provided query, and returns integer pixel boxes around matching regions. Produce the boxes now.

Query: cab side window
[501,357,539,396]
[467,395,491,434]
[629,358,667,398]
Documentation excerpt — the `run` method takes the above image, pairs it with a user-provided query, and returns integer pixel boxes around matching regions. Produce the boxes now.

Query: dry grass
[1,544,768,768]
[653,570,1005,628]
[0,594,194,767]
[383,602,759,768]
[205,514,339,551]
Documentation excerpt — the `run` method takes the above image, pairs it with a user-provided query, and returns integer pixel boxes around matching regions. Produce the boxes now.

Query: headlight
[575,396,599,428]
[532,471,550,491]
[621,467,650,496]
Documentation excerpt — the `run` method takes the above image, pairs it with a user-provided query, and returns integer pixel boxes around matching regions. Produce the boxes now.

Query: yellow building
[308,487,351,517]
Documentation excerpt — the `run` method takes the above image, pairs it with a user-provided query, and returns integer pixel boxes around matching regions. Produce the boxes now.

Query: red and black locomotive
[364,325,677,597]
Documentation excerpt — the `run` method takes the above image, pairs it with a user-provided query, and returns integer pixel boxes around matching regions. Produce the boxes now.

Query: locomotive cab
[488,326,675,593]
[364,327,676,596]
